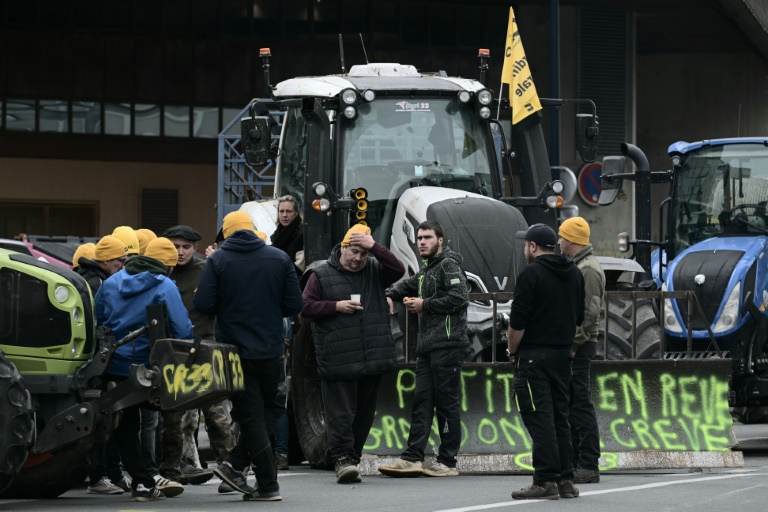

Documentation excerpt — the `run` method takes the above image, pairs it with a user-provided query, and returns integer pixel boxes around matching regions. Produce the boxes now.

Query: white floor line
[433,472,758,512]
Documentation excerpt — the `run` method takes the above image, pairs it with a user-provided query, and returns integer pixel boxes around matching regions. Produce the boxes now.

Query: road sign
[578,162,603,206]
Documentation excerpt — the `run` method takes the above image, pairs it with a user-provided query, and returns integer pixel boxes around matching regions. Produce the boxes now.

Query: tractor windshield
[670,142,768,255]
[340,98,495,241]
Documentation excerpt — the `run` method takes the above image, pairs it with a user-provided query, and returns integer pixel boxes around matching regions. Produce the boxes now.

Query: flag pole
[497,78,504,119]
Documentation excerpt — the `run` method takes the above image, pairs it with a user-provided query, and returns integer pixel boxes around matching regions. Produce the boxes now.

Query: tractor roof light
[477,89,493,105]
[343,105,357,119]
[479,106,491,119]
[341,89,358,105]
[363,89,376,102]
[312,182,327,197]
[618,232,629,253]
[458,90,471,103]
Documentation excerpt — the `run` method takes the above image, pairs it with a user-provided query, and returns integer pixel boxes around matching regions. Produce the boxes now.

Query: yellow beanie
[112,226,140,255]
[72,242,96,267]
[222,211,255,239]
[559,217,590,246]
[255,230,267,241]
[145,237,179,267]
[136,228,157,255]
[95,236,128,261]
[341,224,371,247]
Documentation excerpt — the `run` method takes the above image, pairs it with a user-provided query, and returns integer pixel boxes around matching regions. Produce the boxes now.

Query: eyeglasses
[116,258,128,264]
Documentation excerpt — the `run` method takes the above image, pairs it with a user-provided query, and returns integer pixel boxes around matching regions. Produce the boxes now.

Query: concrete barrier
[360,358,743,474]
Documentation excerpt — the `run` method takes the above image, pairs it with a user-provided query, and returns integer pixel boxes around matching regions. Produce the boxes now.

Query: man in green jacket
[379,220,469,478]
[558,216,605,484]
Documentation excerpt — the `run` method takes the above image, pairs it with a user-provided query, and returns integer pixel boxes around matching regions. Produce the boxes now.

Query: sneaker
[134,484,166,502]
[87,477,124,494]
[243,489,283,501]
[378,458,424,478]
[422,462,459,477]
[113,476,132,492]
[557,480,580,498]
[276,452,290,471]
[218,481,235,493]
[213,462,254,494]
[511,482,559,500]
[152,474,184,498]
[178,462,214,485]
[335,457,360,484]
[573,467,600,483]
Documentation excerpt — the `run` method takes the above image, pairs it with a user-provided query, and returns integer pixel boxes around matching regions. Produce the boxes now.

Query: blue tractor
[601,138,768,415]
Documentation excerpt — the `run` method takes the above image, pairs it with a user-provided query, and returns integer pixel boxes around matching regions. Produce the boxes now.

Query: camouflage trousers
[160,399,237,475]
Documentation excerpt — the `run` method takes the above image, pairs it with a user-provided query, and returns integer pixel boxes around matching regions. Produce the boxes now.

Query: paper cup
[351,294,361,302]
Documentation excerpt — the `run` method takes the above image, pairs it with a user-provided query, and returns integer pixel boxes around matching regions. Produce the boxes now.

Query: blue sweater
[96,262,194,377]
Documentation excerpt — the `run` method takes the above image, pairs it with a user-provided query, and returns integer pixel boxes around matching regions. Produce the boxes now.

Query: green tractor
[0,248,244,498]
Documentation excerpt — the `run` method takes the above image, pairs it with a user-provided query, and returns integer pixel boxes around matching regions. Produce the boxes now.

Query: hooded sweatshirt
[95,255,194,377]
[386,246,470,356]
[510,253,585,350]
[193,229,303,360]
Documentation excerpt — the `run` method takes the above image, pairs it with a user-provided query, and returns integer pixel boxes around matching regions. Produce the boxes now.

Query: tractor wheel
[290,321,332,469]
[598,297,661,360]
[1,443,91,498]
[0,351,33,496]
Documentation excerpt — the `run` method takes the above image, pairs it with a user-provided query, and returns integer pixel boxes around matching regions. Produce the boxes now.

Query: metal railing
[603,290,723,359]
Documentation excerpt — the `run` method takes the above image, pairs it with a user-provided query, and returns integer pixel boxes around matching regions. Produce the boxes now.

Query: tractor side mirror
[241,116,271,166]
[576,113,599,163]
[598,155,626,206]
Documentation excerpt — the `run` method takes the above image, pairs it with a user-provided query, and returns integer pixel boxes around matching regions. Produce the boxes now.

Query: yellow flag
[501,7,542,124]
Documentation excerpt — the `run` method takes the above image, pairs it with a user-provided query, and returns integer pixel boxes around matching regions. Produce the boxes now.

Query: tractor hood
[666,235,768,334]
[389,187,527,295]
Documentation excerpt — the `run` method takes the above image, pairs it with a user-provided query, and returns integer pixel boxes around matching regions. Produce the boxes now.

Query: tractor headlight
[343,105,357,119]
[477,89,493,105]
[662,283,683,333]
[341,89,358,105]
[363,89,376,102]
[712,282,740,333]
[73,307,81,324]
[313,182,327,197]
[54,286,70,303]
[479,106,491,119]
[618,232,629,253]
[457,90,471,103]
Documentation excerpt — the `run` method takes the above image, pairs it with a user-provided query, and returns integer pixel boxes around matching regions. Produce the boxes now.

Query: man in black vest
[302,224,405,484]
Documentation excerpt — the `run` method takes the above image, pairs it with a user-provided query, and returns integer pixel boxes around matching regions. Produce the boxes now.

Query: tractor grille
[672,249,743,330]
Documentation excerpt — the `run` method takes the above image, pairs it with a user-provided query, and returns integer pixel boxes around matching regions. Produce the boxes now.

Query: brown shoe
[511,482,559,500]
[378,459,424,478]
[557,479,580,498]
[573,467,600,483]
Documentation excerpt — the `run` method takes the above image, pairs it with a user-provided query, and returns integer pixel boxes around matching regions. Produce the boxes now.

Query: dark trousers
[570,341,601,470]
[227,357,285,493]
[112,402,155,490]
[402,347,464,468]
[322,374,383,462]
[515,349,574,484]
[139,407,159,476]
[88,436,123,483]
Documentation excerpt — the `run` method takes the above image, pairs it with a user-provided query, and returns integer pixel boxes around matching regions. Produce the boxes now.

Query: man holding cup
[301,224,405,483]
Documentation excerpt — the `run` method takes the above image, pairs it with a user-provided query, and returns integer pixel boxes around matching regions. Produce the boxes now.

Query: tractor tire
[290,321,332,469]
[1,443,91,498]
[0,351,33,496]
[598,297,661,360]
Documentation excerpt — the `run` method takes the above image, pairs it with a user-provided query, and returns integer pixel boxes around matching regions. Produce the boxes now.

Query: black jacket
[169,256,215,340]
[306,244,399,381]
[193,230,303,360]
[510,253,585,350]
[386,247,470,356]
[76,257,109,295]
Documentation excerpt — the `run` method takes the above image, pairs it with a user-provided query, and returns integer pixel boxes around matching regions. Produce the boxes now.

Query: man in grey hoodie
[379,220,469,478]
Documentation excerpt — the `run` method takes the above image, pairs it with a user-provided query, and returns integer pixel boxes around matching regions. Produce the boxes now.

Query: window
[141,189,179,234]
[6,100,36,131]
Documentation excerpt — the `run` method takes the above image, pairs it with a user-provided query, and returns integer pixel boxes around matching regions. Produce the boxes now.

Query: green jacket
[571,244,605,351]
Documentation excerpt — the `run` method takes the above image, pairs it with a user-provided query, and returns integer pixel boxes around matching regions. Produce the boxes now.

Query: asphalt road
[2,424,766,512]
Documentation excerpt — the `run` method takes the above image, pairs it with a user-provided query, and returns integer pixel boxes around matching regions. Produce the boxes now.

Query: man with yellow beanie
[195,209,302,501]
[72,242,96,268]
[302,223,404,483]
[557,216,605,485]
[77,235,128,294]
[95,236,193,502]
[136,228,157,255]
[113,226,141,256]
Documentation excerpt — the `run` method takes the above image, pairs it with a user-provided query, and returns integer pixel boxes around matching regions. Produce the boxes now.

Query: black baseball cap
[515,223,558,248]
[163,225,202,242]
